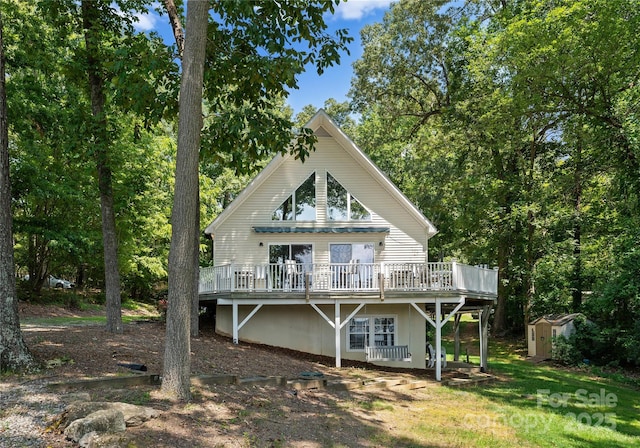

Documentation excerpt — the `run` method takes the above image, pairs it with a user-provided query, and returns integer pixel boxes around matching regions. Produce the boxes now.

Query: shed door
[535,322,552,358]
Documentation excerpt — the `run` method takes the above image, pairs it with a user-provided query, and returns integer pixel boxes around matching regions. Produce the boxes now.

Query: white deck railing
[199,262,497,296]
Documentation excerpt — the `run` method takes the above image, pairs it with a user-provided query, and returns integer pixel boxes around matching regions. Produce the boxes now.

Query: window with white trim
[347,316,396,351]
[326,172,371,221]
[272,172,316,221]
[268,244,312,267]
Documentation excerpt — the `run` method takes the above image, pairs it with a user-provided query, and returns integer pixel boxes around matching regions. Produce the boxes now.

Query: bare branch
[163,0,185,57]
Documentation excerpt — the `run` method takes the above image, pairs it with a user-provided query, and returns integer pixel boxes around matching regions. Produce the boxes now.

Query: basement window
[347,316,396,351]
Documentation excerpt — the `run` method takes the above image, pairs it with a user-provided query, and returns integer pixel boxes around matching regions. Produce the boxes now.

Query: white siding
[213,137,428,266]
[216,303,427,369]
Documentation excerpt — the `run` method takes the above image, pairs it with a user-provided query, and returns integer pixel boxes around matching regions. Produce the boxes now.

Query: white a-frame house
[199,110,497,380]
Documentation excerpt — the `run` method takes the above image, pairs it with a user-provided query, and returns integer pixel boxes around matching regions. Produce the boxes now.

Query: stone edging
[46,373,438,392]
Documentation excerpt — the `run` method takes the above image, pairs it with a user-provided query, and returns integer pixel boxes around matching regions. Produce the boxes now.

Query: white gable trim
[308,110,437,237]
[204,109,438,238]
[204,153,287,235]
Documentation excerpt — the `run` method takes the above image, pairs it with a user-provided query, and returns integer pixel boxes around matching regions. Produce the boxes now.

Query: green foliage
[5,0,352,308]
[530,251,574,316]
[4,0,180,300]
[6,0,637,372]
[579,232,640,366]
[551,335,582,366]
[551,311,640,368]
[350,0,640,343]
[199,1,352,170]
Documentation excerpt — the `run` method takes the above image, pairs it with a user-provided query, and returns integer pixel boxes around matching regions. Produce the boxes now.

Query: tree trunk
[0,10,37,372]
[523,135,539,332]
[191,199,200,338]
[162,0,199,338]
[82,0,123,334]
[28,232,49,293]
[492,236,509,335]
[572,138,583,312]
[161,0,208,401]
[490,147,517,336]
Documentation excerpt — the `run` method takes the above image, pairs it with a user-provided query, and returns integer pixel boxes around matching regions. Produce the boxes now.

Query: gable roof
[529,313,583,326]
[204,109,438,238]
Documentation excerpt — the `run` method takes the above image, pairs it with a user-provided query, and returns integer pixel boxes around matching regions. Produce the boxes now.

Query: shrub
[552,335,581,365]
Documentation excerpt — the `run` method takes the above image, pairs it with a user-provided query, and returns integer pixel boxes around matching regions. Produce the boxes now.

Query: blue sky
[132,1,393,115]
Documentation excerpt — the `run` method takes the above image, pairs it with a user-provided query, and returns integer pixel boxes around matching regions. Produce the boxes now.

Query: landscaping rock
[64,409,126,443]
[59,401,160,429]
[79,431,131,448]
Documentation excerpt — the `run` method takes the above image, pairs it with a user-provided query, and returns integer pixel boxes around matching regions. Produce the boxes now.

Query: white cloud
[334,0,394,20]
[133,11,159,32]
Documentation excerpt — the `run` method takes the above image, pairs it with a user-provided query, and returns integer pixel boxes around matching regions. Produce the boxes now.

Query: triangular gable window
[272,172,316,221]
[326,172,371,221]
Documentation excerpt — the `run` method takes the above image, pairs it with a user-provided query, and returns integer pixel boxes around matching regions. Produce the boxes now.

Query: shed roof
[529,313,582,326]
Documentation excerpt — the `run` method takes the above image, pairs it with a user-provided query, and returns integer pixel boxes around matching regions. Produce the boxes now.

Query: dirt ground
[2,304,453,448]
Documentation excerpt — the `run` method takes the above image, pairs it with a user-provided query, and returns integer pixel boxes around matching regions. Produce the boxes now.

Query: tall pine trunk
[82,1,122,334]
[492,235,510,335]
[161,0,208,401]
[572,139,583,311]
[0,10,37,372]
[162,0,199,338]
[490,146,518,335]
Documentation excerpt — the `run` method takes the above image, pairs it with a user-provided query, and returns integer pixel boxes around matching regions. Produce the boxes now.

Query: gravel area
[0,379,70,447]
[1,307,441,447]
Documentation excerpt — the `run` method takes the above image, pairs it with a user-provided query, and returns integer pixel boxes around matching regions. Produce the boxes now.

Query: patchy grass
[461,339,640,448]
[20,299,161,327]
[12,306,640,447]
[21,314,157,326]
[351,349,639,447]
[356,398,394,412]
[121,299,158,314]
[330,325,640,447]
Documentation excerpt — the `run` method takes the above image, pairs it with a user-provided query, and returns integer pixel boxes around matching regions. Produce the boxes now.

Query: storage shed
[527,313,582,358]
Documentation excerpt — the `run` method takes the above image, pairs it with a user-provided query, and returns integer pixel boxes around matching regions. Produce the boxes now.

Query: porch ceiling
[200,290,495,309]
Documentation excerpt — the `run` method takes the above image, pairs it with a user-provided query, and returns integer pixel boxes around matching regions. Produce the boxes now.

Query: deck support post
[232,302,238,344]
[435,299,442,381]
[335,301,341,368]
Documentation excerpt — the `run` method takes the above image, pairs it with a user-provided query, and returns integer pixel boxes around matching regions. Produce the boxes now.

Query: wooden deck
[199,261,498,301]
[198,261,496,381]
